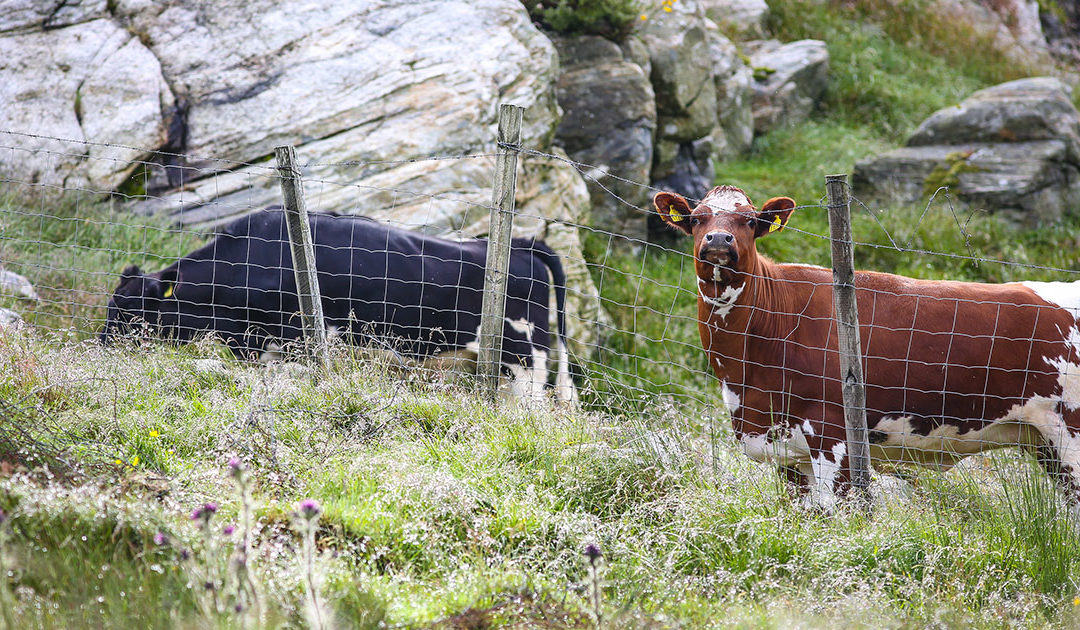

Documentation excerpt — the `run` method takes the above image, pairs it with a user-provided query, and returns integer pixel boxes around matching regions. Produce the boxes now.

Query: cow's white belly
[869,415,1034,471]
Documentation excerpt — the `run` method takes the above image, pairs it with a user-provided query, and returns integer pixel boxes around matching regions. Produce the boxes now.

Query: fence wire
[3,130,1080,508]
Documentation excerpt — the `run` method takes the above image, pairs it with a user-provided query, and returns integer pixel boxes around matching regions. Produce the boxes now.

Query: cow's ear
[754,196,796,238]
[158,267,178,299]
[653,192,694,234]
[120,265,142,281]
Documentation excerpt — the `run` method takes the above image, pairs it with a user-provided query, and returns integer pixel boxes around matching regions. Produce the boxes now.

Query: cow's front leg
[800,438,850,512]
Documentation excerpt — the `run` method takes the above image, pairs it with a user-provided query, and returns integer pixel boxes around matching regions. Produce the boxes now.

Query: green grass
[0,190,205,337]
[1,331,1080,627]
[2,1,1080,626]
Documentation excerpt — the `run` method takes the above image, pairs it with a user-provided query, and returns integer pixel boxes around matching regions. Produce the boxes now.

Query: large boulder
[853,78,1080,223]
[0,0,611,356]
[748,39,829,134]
[906,77,1080,164]
[551,34,656,242]
[636,0,718,200]
[0,18,173,191]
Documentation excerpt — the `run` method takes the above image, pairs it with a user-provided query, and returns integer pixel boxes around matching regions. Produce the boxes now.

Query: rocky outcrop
[853,78,1080,223]
[748,39,829,134]
[0,18,172,191]
[638,0,718,202]
[0,0,612,355]
[551,34,656,242]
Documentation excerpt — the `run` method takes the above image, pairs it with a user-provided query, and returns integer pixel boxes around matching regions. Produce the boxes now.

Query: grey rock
[855,77,1080,223]
[853,142,1080,224]
[0,19,172,192]
[0,0,609,354]
[749,39,829,133]
[639,1,717,143]
[699,0,769,38]
[652,141,714,204]
[907,77,1080,164]
[0,267,38,301]
[0,308,22,328]
[552,34,656,241]
[638,0,722,200]
[0,0,107,33]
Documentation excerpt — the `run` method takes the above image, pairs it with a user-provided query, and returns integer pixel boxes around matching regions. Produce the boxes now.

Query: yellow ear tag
[768,215,783,233]
[163,284,174,298]
[669,204,683,222]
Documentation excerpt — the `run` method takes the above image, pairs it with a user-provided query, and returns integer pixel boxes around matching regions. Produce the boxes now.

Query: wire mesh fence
[3,126,1080,509]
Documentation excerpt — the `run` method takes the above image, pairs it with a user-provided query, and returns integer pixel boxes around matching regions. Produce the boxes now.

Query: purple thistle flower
[191,502,218,525]
[297,498,321,520]
[584,543,602,563]
[179,548,191,561]
[153,532,168,546]
[223,524,236,536]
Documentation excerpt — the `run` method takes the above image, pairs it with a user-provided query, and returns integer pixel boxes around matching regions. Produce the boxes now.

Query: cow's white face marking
[801,420,815,437]
[698,277,744,321]
[703,188,752,214]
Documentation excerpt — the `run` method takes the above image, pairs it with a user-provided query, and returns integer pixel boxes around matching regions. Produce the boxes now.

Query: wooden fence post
[826,173,872,504]
[274,145,330,372]
[477,104,524,396]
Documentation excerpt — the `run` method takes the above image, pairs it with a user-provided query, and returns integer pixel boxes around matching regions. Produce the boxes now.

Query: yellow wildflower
[149,429,159,437]
[131,455,140,467]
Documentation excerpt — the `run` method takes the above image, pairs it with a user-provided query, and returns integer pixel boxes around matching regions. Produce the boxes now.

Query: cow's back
[735,265,1079,435]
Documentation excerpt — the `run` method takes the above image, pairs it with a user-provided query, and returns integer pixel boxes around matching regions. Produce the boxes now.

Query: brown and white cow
[656,185,1080,508]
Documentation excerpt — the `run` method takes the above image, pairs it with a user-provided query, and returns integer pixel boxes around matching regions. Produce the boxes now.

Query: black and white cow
[100,208,575,401]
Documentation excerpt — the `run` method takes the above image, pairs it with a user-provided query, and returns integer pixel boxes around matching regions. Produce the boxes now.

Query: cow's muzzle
[699,231,737,266]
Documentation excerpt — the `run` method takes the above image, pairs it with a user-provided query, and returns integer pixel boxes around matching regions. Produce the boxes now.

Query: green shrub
[522,0,643,40]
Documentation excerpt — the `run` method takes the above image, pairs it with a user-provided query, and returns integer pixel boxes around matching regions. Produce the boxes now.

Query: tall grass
[1,328,1079,627]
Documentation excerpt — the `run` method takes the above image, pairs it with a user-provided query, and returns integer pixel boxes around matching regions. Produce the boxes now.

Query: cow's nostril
[723,233,733,244]
[704,233,714,243]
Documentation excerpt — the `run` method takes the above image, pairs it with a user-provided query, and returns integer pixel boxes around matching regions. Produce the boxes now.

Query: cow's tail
[520,239,577,403]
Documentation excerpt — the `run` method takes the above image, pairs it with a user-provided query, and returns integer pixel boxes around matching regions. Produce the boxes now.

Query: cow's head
[654,185,795,286]
[99,265,176,344]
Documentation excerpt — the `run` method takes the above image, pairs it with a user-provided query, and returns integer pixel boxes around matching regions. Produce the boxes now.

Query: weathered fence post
[826,173,872,505]
[274,145,330,372]
[477,104,524,396]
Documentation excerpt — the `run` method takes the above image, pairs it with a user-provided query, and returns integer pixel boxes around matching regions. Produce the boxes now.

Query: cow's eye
[689,217,700,227]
